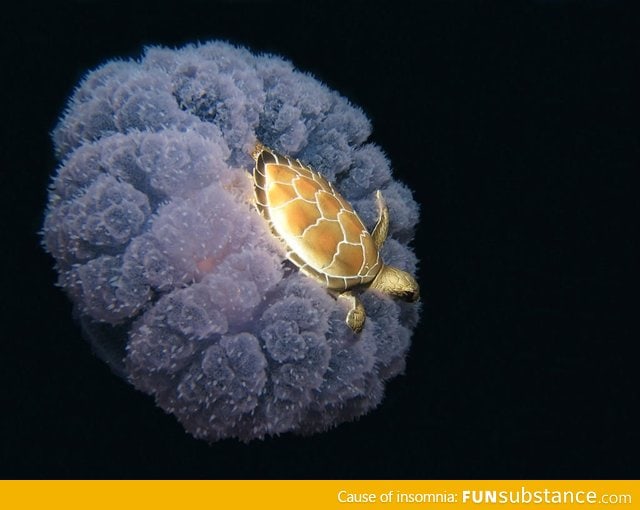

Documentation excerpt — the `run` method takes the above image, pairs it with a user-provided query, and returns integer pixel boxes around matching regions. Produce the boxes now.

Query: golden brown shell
[253,146,382,290]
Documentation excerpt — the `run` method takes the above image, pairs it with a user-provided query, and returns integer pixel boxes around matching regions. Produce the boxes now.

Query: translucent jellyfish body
[42,42,421,441]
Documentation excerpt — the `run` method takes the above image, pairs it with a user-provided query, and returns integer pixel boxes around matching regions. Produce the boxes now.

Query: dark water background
[1,0,637,478]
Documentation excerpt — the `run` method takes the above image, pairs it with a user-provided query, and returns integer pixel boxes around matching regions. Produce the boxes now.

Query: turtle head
[370,265,419,302]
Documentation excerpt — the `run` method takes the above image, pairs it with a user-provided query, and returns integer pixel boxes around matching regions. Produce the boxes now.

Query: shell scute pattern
[254,147,382,291]
[292,176,320,202]
[316,191,342,219]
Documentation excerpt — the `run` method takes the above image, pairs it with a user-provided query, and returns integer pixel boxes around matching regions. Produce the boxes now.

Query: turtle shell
[253,147,382,291]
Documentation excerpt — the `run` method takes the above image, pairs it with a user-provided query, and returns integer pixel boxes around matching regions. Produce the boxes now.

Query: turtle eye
[398,287,419,302]
[395,272,420,302]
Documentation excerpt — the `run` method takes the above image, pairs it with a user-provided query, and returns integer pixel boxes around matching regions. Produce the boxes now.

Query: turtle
[251,142,419,333]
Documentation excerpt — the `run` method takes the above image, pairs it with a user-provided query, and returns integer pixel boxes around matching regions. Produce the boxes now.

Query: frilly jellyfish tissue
[42,41,421,441]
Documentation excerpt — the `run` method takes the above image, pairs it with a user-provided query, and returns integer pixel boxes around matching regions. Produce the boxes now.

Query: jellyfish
[41,41,421,441]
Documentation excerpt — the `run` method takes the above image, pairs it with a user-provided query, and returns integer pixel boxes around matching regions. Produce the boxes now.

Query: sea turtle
[251,142,419,333]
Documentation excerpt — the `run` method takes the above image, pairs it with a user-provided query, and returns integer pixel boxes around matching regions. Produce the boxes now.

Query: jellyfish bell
[42,41,421,441]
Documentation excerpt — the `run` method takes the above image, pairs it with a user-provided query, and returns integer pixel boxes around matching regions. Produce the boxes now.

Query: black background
[1,1,638,479]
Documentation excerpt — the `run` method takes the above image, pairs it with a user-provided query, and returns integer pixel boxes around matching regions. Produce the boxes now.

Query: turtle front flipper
[371,190,389,249]
[338,291,366,333]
